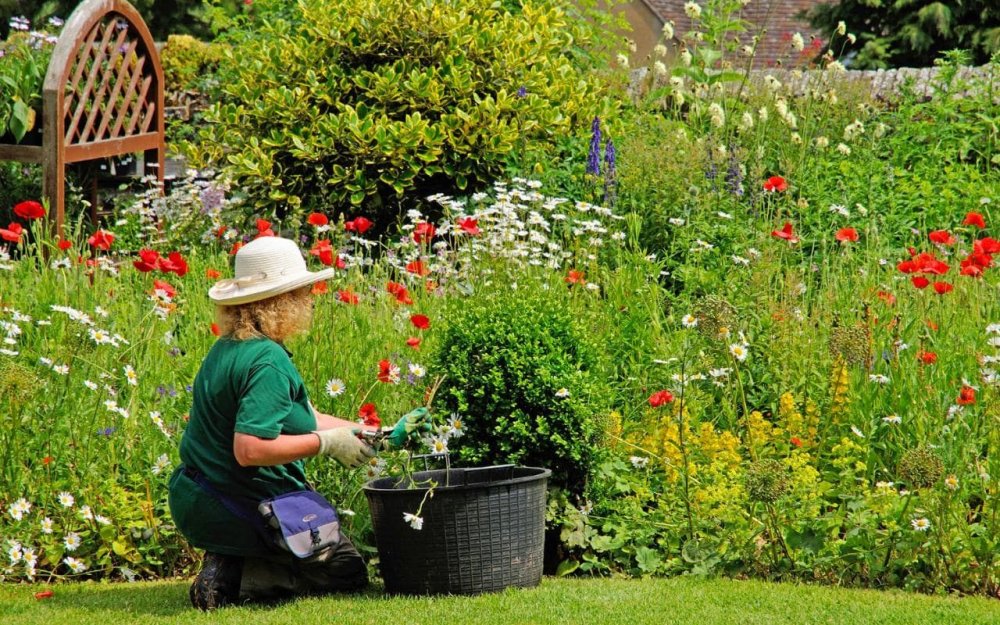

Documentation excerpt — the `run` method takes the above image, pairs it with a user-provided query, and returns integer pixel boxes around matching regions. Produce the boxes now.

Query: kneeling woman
[168,236,425,609]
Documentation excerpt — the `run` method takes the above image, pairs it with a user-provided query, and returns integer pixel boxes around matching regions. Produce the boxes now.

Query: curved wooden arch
[0,0,165,234]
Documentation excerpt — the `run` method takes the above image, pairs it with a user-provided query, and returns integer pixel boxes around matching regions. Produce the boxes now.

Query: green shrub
[433,283,609,495]
[187,0,608,226]
[160,35,223,93]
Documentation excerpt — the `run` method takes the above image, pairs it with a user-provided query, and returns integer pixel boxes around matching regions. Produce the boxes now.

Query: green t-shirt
[168,336,317,556]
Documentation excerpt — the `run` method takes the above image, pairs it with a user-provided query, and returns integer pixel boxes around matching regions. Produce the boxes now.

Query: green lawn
[1,577,998,625]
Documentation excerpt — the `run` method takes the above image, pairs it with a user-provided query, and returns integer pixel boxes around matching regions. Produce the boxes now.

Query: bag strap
[183,465,273,546]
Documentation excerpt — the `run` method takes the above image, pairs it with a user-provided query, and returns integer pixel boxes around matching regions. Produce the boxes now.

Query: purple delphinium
[199,185,225,214]
[516,86,527,98]
[604,139,616,180]
[587,117,602,176]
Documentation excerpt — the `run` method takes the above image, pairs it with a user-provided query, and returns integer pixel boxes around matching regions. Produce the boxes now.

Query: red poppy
[963,212,986,229]
[835,227,858,243]
[928,230,955,245]
[133,249,160,272]
[206,268,221,279]
[167,251,189,277]
[960,260,985,277]
[406,259,430,276]
[976,237,1000,254]
[13,200,44,220]
[925,319,938,332]
[42,455,54,465]
[57,238,72,251]
[565,269,585,285]
[790,437,803,448]
[0,222,22,244]
[413,222,436,244]
[771,222,798,243]
[345,216,373,235]
[87,229,115,250]
[876,290,896,306]
[410,314,430,330]
[377,359,397,383]
[335,254,346,270]
[337,289,359,305]
[457,217,481,236]
[358,402,378,424]
[898,252,949,275]
[311,280,328,295]
[256,219,274,238]
[210,323,221,336]
[957,385,976,405]
[425,280,438,293]
[230,241,243,255]
[386,281,413,305]
[310,240,335,266]
[215,225,228,239]
[912,276,930,289]
[152,279,176,299]
[307,212,328,227]
[648,390,674,407]
[917,351,937,365]
[406,336,421,349]
[933,281,953,295]
[763,176,787,192]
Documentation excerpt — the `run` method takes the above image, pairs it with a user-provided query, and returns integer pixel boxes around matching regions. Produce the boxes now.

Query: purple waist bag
[258,491,341,559]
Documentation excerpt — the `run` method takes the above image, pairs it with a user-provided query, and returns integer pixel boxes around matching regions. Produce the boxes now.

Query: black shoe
[189,552,244,610]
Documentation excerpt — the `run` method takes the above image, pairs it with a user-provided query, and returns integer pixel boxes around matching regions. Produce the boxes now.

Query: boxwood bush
[188,0,609,227]
[433,284,609,495]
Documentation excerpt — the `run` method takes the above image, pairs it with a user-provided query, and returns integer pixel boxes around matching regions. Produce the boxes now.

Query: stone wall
[750,64,996,100]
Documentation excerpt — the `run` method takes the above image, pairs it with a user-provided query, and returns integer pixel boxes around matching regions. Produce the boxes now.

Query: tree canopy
[809,0,1000,68]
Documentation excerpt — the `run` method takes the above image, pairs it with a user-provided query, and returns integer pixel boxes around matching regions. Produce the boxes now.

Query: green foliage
[160,34,223,93]
[0,23,61,143]
[0,0,224,41]
[433,282,610,494]
[808,0,1000,69]
[187,0,608,226]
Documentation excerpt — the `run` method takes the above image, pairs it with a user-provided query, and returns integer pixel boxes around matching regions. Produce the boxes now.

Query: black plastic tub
[363,465,551,595]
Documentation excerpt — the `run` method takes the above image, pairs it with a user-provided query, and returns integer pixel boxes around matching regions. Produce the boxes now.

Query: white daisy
[58,492,74,507]
[555,388,570,398]
[403,512,424,530]
[681,314,698,328]
[63,532,81,552]
[911,517,931,532]
[63,556,87,574]
[123,365,138,386]
[325,378,346,397]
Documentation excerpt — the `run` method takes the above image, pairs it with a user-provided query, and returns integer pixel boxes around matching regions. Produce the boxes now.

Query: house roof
[640,0,824,68]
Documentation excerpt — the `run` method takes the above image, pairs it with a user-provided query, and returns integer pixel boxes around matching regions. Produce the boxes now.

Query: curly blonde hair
[216,286,314,342]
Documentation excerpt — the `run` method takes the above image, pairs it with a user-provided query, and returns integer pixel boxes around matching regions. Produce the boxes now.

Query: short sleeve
[235,363,294,439]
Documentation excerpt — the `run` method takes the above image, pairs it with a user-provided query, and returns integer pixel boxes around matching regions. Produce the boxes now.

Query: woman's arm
[233,432,320,467]
[311,403,377,432]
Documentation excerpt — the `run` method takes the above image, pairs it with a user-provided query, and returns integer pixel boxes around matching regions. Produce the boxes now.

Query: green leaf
[635,546,661,573]
[555,558,579,576]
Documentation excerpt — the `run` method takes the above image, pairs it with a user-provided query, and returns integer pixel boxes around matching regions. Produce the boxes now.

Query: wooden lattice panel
[62,13,157,146]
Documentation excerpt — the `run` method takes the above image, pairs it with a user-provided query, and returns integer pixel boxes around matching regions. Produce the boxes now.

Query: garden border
[0,0,165,234]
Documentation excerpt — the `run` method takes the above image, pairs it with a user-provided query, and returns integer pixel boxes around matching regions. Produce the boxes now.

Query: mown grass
[1,576,998,625]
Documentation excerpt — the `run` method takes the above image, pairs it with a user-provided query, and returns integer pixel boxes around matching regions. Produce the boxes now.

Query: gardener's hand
[313,427,375,468]
[385,407,432,449]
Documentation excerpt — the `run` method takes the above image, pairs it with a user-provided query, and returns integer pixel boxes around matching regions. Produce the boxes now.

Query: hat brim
[209,268,335,306]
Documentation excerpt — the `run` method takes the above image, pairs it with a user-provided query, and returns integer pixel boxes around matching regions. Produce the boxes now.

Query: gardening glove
[314,427,375,468]
[385,407,433,449]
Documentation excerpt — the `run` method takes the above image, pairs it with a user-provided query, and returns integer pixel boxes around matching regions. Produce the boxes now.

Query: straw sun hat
[209,236,334,306]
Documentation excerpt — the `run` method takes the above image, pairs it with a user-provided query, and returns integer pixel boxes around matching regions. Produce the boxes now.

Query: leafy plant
[0,18,61,143]
[433,282,610,495]
[185,0,609,227]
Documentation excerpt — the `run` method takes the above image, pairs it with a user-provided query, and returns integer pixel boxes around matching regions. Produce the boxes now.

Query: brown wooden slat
[125,74,153,135]
[64,131,160,162]
[63,23,101,118]
[65,18,118,144]
[139,101,156,133]
[94,38,139,140]
[77,25,131,143]
[0,145,44,163]
[110,54,145,138]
